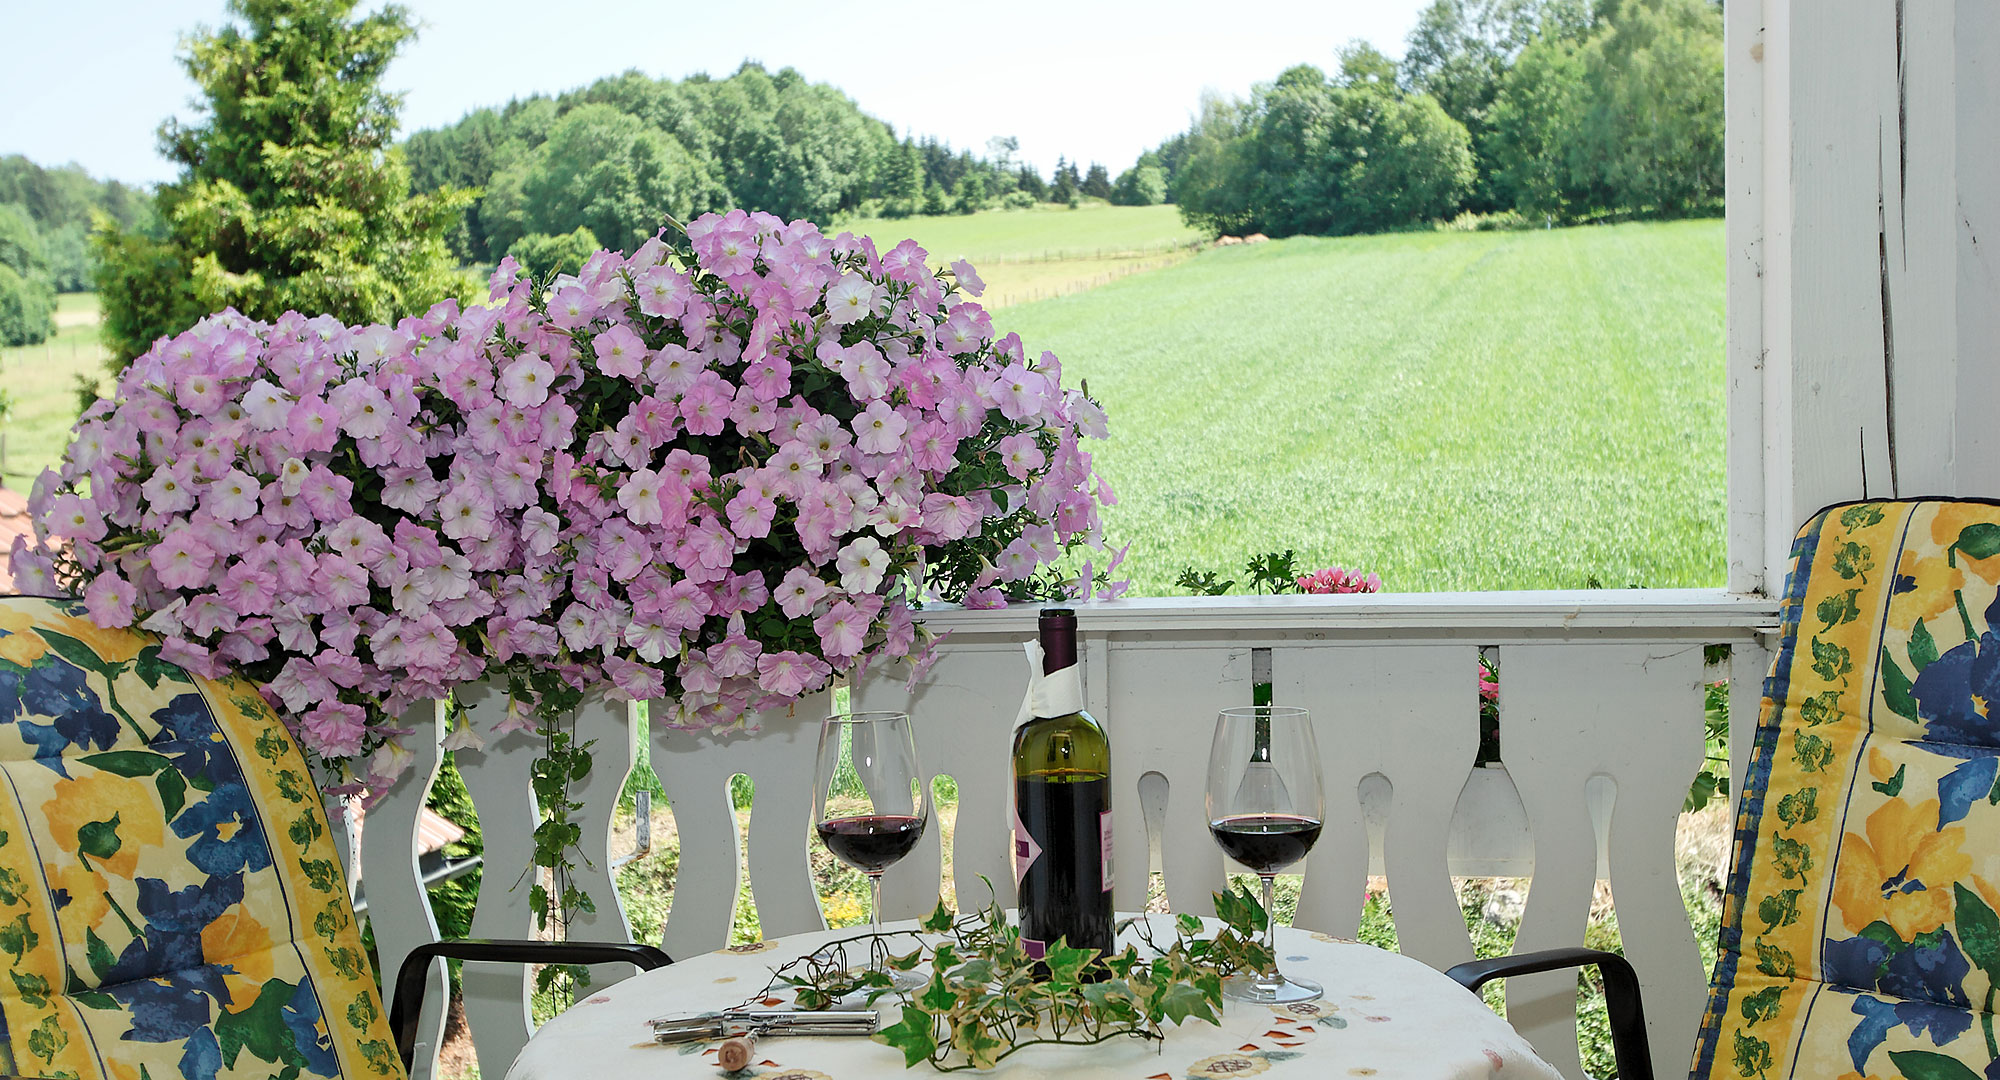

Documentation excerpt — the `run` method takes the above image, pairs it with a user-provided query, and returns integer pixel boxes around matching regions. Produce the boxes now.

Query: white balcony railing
[338,589,1780,1080]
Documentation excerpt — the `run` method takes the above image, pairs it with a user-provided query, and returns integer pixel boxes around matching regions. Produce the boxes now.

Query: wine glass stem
[1261,874,1279,980]
[869,871,885,942]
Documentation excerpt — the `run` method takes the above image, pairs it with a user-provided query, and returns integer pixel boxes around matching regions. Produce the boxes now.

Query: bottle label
[1022,936,1046,961]
[1012,803,1042,886]
[1100,810,1114,892]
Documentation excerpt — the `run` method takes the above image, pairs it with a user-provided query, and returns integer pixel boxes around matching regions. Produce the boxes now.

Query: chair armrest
[1443,947,1652,1080]
[390,938,674,1072]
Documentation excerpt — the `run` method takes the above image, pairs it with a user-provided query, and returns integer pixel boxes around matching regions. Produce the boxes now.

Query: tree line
[401,63,1151,274]
[1157,0,1724,237]
[71,0,1721,363]
[0,157,151,345]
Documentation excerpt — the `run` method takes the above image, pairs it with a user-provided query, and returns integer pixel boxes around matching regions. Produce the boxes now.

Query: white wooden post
[1733,0,2000,594]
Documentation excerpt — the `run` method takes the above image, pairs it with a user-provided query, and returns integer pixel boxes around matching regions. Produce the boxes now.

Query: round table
[506,916,1564,1080]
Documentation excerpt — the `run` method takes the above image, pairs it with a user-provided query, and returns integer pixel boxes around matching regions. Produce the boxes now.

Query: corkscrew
[647,1008,880,1044]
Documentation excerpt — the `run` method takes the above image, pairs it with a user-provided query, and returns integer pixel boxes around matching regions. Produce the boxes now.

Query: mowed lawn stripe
[992,220,1726,595]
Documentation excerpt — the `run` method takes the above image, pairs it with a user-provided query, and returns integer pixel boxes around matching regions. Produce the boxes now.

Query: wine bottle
[1011,607,1114,972]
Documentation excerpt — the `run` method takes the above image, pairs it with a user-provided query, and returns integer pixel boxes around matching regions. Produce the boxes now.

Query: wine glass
[813,710,930,991]
[1206,705,1326,1004]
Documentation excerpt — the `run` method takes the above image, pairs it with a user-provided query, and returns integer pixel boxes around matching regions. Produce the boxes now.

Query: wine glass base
[1224,973,1323,1005]
[883,968,928,993]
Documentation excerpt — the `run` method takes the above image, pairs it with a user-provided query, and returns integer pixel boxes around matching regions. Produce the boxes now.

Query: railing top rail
[912,588,1781,637]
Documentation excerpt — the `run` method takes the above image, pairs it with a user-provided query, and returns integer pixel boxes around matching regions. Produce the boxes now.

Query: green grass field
[837,203,1204,308]
[991,219,1727,595]
[2,214,1728,599]
[1,292,107,490]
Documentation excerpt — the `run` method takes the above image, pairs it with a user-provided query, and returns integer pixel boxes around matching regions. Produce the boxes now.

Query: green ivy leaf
[921,898,954,933]
[873,1004,938,1068]
[1887,1050,1984,1080]
[1159,982,1217,1026]
[1041,940,1093,986]
[918,973,956,1014]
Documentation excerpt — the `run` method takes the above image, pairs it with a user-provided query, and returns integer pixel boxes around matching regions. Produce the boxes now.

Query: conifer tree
[95,0,473,365]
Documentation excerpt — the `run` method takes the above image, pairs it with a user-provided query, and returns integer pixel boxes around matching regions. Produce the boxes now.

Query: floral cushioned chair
[1450,499,2000,1080]
[0,595,665,1080]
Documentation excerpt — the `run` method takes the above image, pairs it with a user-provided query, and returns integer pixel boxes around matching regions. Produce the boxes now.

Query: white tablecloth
[506,916,1563,1080]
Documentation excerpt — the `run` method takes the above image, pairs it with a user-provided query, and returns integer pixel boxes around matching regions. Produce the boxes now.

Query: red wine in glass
[1208,813,1323,873]
[816,814,926,874]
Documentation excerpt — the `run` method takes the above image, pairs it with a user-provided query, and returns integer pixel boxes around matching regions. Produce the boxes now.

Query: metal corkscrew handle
[649,1010,879,1043]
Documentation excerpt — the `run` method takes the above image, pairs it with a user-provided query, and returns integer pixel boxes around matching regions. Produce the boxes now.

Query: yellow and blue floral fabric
[0,596,401,1079]
[1695,501,2000,1080]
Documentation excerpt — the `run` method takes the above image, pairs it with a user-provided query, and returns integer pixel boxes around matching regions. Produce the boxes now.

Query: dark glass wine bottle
[1011,608,1114,972]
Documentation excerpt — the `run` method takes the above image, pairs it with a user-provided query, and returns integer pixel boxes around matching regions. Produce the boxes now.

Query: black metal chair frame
[1445,947,1654,1080]
[389,939,674,1072]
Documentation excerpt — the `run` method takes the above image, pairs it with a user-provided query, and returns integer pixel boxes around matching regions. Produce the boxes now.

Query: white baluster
[564,692,637,988]
[1107,643,1247,914]
[649,709,747,956]
[1500,643,1706,1080]
[1282,643,1479,968]
[891,641,1021,914]
[359,700,445,1080]
[743,693,833,936]
[453,680,539,1076]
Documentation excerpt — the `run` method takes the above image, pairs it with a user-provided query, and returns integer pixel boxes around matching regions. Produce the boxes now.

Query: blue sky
[2,0,1433,187]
